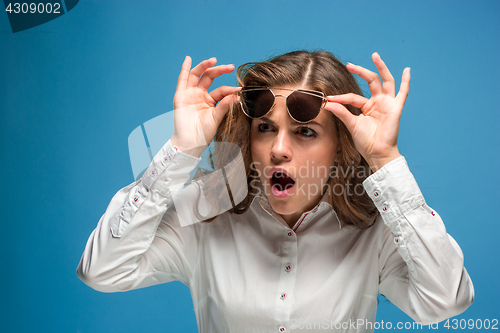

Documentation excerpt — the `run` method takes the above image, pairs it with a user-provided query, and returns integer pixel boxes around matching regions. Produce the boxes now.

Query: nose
[269,92,293,162]
[270,127,293,162]
[271,93,293,164]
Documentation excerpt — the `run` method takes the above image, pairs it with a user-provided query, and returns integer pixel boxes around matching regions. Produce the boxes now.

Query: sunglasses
[238,86,328,123]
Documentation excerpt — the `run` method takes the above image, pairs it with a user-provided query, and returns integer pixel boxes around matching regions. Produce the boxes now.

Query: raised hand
[171,56,240,157]
[325,52,411,171]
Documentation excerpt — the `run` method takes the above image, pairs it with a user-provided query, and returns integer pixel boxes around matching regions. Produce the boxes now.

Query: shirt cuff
[110,140,201,238]
[362,156,425,226]
[142,140,201,196]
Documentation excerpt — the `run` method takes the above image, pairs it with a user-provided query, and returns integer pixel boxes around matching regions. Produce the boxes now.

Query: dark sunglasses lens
[287,91,323,122]
[241,89,274,118]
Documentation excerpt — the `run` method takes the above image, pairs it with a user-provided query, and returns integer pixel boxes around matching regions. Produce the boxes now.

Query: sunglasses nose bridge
[270,94,289,115]
[273,94,291,114]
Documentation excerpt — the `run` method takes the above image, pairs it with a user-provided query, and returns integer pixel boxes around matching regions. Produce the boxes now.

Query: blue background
[1,1,499,332]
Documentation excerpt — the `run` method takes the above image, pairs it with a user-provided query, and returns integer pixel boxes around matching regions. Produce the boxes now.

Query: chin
[268,195,300,215]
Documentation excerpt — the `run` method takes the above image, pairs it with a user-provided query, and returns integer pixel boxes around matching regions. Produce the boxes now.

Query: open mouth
[270,170,296,198]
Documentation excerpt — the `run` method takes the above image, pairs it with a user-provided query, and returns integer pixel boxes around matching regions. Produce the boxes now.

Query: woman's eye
[257,123,273,132]
[297,126,317,138]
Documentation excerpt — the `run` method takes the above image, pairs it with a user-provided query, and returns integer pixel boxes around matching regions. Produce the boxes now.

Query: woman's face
[250,86,338,226]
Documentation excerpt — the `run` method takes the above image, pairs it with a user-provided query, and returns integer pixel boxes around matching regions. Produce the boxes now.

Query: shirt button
[151,169,157,176]
[287,231,292,237]
[382,206,387,212]
[278,326,286,332]
[431,211,436,216]
[374,191,379,197]
[284,264,291,272]
[394,237,399,244]
[280,292,287,300]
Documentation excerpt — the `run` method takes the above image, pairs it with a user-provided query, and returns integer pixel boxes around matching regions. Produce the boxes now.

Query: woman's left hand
[325,52,410,171]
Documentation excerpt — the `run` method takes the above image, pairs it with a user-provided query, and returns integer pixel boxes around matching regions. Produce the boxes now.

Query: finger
[187,57,217,88]
[327,93,368,110]
[209,85,241,103]
[372,52,395,96]
[198,64,235,91]
[176,56,192,91]
[323,101,358,133]
[346,62,382,96]
[396,67,411,105]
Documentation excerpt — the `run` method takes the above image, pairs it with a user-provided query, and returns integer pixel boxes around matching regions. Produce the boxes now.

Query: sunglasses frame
[237,86,328,124]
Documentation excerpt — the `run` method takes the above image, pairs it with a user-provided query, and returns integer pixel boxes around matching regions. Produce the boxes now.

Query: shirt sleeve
[363,156,474,324]
[76,140,202,292]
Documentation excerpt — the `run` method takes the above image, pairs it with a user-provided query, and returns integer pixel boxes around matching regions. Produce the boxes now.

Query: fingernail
[327,95,335,98]
[346,62,354,66]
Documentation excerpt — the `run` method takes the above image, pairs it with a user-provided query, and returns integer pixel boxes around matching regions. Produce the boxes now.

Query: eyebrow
[259,116,323,128]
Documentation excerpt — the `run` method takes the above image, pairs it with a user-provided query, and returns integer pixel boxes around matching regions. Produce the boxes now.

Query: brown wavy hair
[206,50,378,229]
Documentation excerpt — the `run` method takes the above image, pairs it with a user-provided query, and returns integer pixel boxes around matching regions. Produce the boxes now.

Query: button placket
[274,234,297,329]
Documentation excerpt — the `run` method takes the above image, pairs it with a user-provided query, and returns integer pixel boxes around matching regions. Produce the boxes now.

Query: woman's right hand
[171,56,240,157]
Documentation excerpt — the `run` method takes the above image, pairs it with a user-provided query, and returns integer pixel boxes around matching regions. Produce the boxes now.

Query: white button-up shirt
[77,140,474,333]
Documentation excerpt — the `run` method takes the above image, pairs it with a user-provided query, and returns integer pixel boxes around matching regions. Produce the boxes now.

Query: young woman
[77,50,474,332]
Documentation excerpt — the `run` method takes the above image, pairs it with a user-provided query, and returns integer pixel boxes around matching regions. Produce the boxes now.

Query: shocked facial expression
[250,86,338,227]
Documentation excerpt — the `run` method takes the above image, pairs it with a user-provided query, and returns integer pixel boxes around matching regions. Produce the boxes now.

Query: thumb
[212,93,237,126]
[324,102,357,133]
